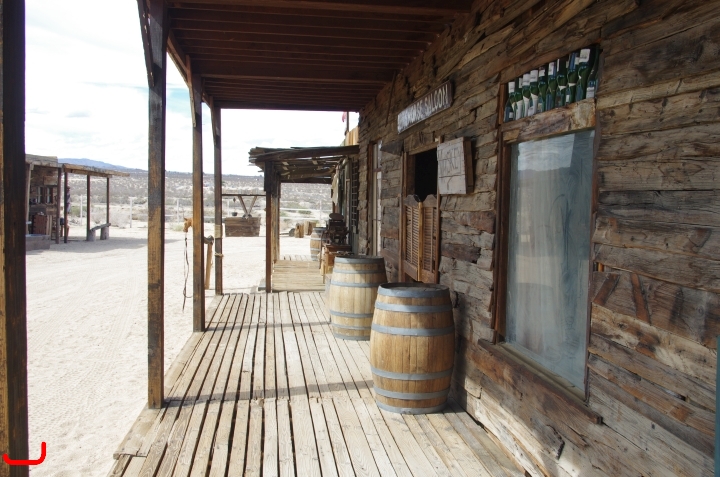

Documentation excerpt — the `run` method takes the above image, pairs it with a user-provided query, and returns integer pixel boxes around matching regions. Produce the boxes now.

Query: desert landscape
[26,179,327,475]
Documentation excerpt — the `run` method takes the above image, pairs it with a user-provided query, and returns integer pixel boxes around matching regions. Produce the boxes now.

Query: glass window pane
[506,130,594,389]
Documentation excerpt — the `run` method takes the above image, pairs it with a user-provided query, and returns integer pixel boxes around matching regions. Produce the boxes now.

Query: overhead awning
[152,1,473,111]
[249,145,359,184]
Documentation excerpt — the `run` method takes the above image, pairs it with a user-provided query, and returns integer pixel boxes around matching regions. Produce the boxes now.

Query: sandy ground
[26,224,313,476]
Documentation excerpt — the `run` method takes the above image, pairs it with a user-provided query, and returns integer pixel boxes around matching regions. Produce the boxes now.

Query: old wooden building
[0,0,718,476]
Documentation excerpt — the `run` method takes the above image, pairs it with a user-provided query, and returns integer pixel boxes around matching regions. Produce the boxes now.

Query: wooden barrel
[328,257,387,341]
[370,283,454,414]
[310,227,325,261]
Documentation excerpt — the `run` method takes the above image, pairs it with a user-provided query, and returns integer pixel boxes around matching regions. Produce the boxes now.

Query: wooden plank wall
[357,0,720,474]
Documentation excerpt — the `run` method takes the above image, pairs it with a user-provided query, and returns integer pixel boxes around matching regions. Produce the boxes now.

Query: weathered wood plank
[590,269,720,349]
[588,355,714,450]
[597,158,720,191]
[277,399,295,477]
[594,243,720,293]
[598,190,720,227]
[591,304,716,386]
[596,123,720,161]
[589,333,715,412]
[588,374,714,476]
[593,216,720,260]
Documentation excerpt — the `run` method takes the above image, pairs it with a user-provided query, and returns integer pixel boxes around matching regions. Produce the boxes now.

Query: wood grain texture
[146,0,168,410]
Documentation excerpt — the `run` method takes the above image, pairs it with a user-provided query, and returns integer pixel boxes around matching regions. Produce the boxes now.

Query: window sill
[500,98,596,144]
[472,339,603,425]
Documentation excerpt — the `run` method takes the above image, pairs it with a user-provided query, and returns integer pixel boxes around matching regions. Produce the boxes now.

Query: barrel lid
[378,282,449,298]
[335,256,385,265]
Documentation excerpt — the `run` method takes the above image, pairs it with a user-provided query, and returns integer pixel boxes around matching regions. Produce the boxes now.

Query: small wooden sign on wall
[397,82,453,133]
[437,137,473,195]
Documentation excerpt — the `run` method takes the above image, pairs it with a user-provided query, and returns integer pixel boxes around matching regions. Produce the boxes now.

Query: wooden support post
[143,0,168,410]
[24,164,32,234]
[106,177,110,226]
[56,167,62,244]
[86,175,91,240]
[191,72,205,332]
[264,162,274,293]
[211,105,223,295]
[1,0,30,472]
[63,169,68,243]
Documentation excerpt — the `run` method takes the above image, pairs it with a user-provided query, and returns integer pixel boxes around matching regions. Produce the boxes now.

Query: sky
[25,0,359,176]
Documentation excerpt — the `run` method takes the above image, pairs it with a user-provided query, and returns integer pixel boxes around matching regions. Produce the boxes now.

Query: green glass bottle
[575,48,592,101]
[504,81,515,122]
[514,77,524,119]
[521,73,531,118]
[547,60,557,111]
[565,51,579,104]
[556,58,568,108]
[537,65,547,114]
[528,70,539,116]
[586,49,600,99]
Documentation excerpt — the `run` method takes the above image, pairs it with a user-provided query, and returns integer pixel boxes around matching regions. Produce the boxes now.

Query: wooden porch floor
[109,292,521,477]
[271,256,325,292]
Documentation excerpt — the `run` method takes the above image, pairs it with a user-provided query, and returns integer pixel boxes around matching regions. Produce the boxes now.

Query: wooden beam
[106,177,110,227]
[174,30,425,52]
[211,103,223,296]
[136,0,154,87]
[86,175,91,240]
[179,39,421,60]
[264,162,274,293]
[252,145,359,162]
[170,19,438,43]
[191,72,205,332]
[147,0,168,410]
[1,0,30,471]
[56,168,62,244]
[63,170,68,244]
[214,100,365,112]
[170,0,473,16]
[169,3,453,23]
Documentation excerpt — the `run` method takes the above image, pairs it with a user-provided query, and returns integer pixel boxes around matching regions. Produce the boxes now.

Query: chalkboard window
[505,130,594,390]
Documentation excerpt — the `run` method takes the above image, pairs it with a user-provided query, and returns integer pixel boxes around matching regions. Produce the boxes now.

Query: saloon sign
[397,82,453,133]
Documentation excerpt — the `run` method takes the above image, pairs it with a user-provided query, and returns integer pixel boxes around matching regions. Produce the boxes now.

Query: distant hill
[59,158,145,173]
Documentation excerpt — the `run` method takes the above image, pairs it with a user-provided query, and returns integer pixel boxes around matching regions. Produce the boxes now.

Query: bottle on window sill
[529,69,539,116]
[505,81,516,122]
[575,47,592,101]
[514,76,524,119]
[522,73,532,118]
[586,48,600,99]
[547,60,557,111]
[537,65,547,114]
[556,57,568,108]
[566,51,579,105]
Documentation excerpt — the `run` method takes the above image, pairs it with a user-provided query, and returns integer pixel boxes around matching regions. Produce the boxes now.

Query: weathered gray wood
[146,0,168,410]
[597,158,720,191]
[191,71,205,332]
[594,243,720,293]
[593,216,720,260]
[598,190,720,227]
[212,104,223,295]
[1,0,30,472]
[590,270,720,349]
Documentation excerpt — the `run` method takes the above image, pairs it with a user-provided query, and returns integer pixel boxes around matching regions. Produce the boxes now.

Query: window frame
[493,97,599,398]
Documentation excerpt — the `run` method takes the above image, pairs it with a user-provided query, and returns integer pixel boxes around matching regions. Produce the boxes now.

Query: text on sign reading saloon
[397,82,453,133]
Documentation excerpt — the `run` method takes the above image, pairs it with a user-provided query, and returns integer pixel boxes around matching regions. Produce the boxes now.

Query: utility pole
[129,197,134,228]
[176,198,180,222]
[80,195,84,223]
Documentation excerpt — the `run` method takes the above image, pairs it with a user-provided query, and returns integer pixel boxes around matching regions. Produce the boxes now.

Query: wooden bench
[88,223,111,241]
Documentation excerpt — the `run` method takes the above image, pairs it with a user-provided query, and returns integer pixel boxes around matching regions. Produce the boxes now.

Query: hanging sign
[437,137,473,195]
[397,82,453,133]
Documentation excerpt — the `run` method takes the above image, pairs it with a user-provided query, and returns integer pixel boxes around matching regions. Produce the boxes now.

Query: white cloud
[26,0,360,176]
